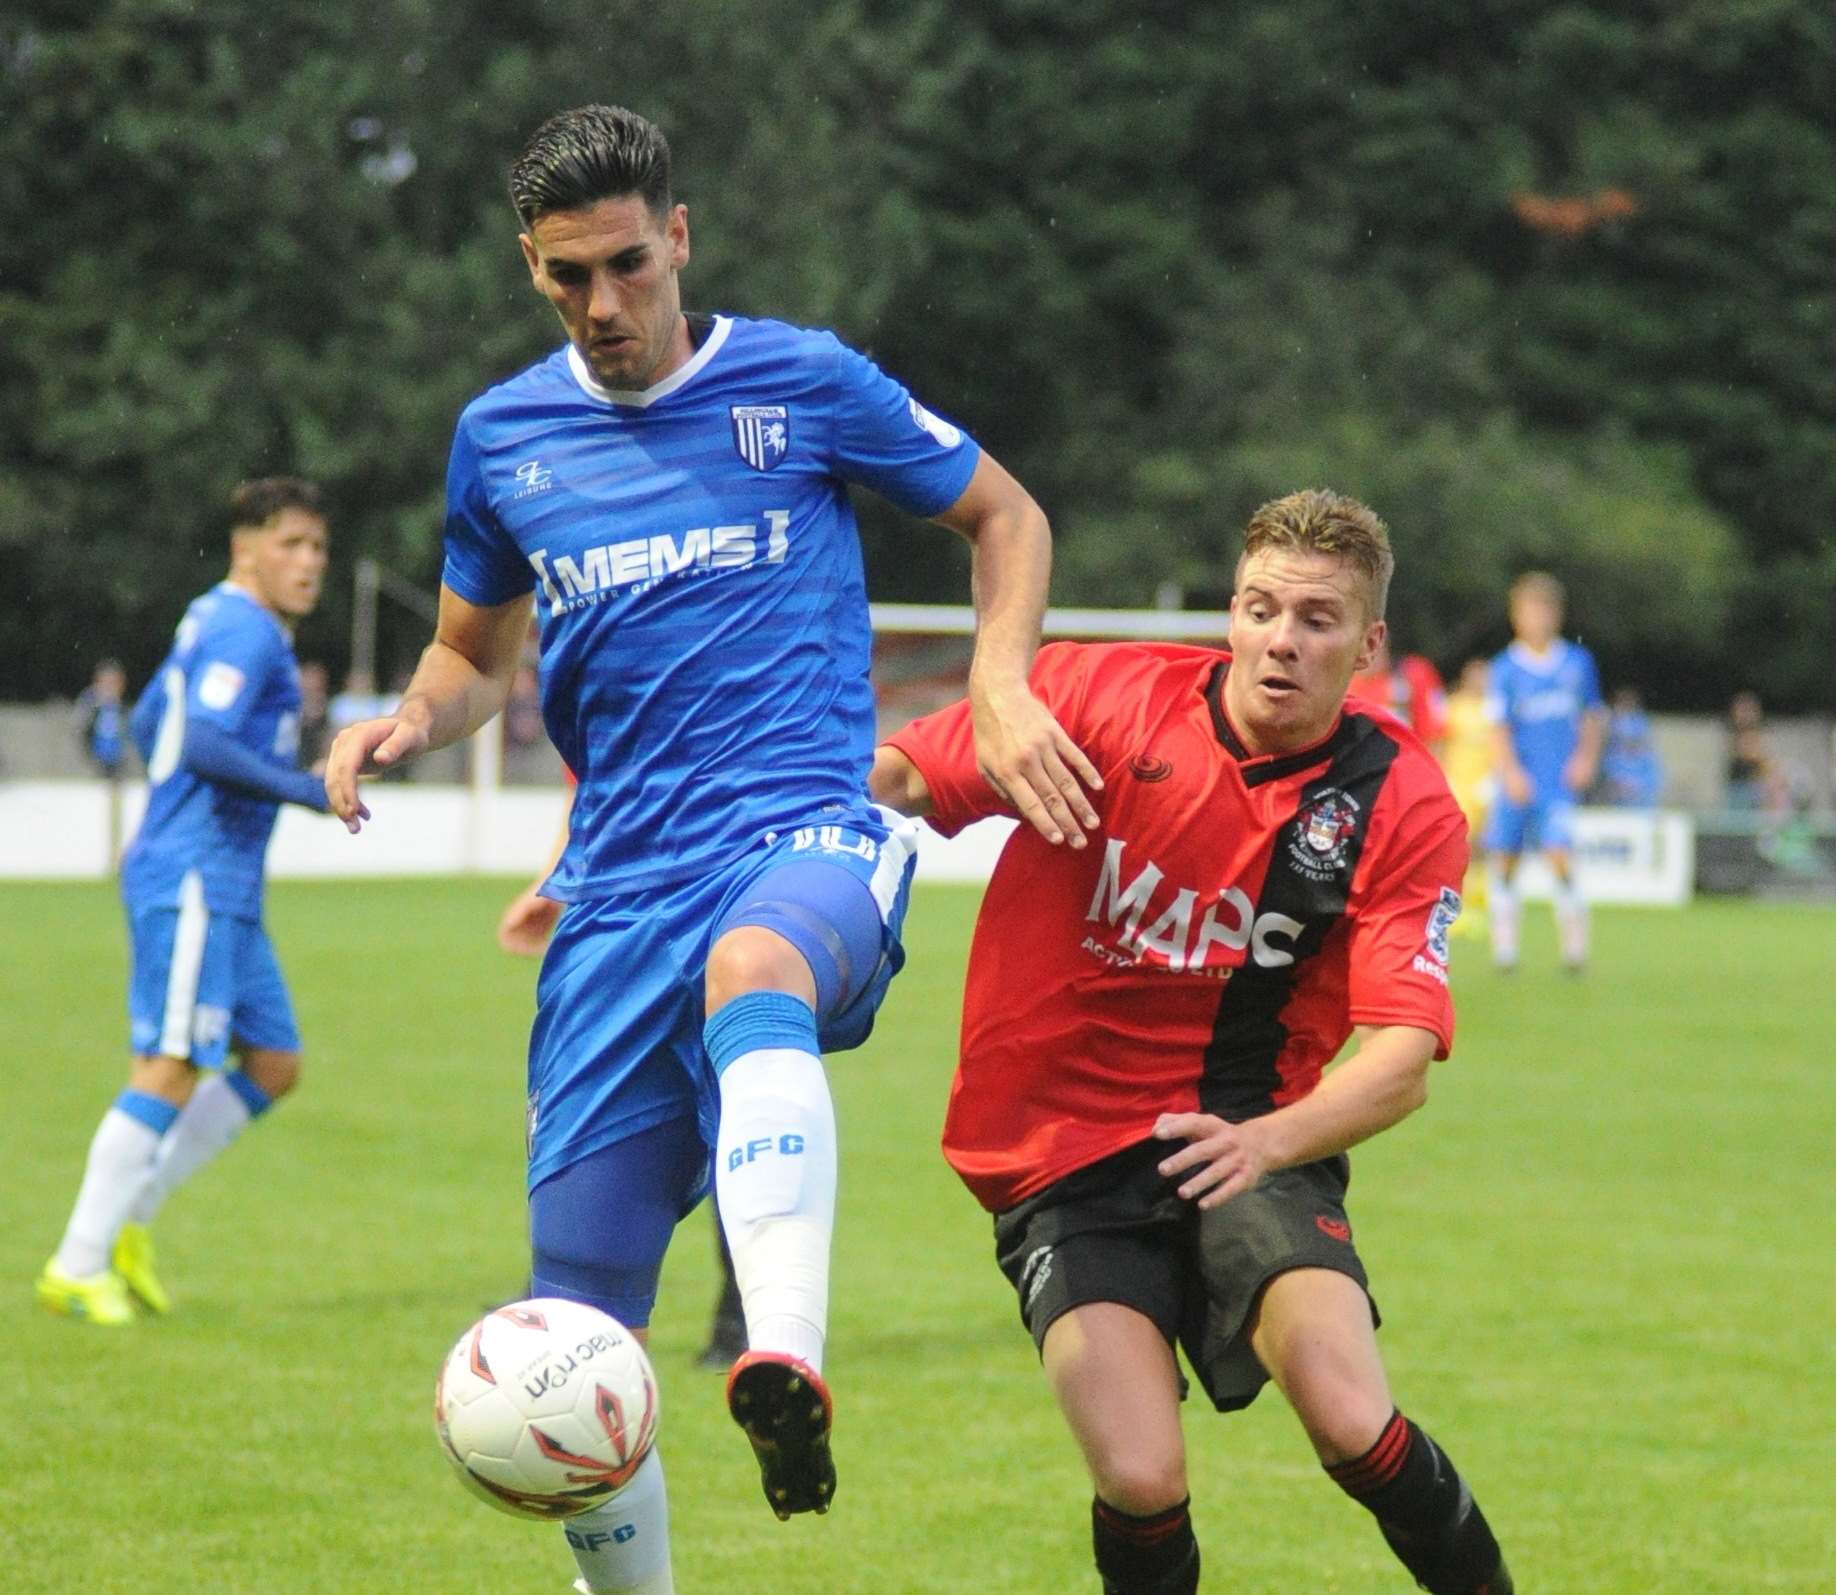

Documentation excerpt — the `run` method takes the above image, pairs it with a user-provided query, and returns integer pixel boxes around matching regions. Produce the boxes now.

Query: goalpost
[868,602,1230,738]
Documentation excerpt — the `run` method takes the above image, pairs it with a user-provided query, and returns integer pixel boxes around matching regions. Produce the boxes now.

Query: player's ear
[666,204,690,268]
[518,232,544,289]
[1354,617,1387,675]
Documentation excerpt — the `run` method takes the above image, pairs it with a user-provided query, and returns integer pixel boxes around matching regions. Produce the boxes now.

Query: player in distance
[1484,571,1605,973]
[323,104,1095,1595]
[37,479,333,1326]
[872,490,1513,1595]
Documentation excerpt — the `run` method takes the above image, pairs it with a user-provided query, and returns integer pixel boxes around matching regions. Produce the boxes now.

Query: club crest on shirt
[1287,788,1362,881]
[731,405,791,471]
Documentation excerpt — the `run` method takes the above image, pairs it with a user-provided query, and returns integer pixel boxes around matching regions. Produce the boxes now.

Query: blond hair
[1508,570,1565,608]
[1239,489,1393,619]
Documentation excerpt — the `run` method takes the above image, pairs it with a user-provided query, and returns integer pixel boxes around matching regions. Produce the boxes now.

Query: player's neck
[223,572,294,636]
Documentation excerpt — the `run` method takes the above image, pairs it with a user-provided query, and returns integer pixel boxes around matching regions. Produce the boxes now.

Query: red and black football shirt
[887,641,1467,1213]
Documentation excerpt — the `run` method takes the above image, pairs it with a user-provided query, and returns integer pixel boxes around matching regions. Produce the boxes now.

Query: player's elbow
[869,745,931,818]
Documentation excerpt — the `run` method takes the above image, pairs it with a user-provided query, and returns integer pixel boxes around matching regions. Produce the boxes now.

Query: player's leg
[703,811,918,1516]
[995,1141,1200,1594]
[1480,790,1527,972]
[529,1121,705,1595]
[1542,799,1587,972]
[1243,1272,1511,1591]
[696,1193,746,1370]
[38,893,222,1323]
[115,923,302,1310]
[39,1049,197,1324]
[1044,1305,1198,1595]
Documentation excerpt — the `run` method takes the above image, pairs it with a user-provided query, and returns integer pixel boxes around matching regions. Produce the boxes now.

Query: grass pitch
[1,879,1829,1593]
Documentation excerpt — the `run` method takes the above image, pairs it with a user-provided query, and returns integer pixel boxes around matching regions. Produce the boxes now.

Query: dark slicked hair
[509,104,673,228]
[229,476,323,534]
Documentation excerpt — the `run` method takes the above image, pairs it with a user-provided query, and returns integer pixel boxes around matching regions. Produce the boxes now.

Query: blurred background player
[1596,686,1663,807]
[497,774,747,1369]
[1484,571,1605,973]
[75,657,130,778]
[873,490,1512,1595]
[1440,657,1494,933]
[325,104,1095,1595]
[1349,635,1447,758]
[36,478,332,1325]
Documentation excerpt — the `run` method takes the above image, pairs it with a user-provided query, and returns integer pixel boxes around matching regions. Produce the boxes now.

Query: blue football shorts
[125,873,300,1067]
[526,801,920,1191]
[523,802,919,1322]
[1482,789,1578,855]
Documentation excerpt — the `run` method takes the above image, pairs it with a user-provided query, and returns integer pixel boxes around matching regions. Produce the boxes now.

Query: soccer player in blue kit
[1484,570,1605,972]
[324,105,1097,1595]
[37,478,332,1326]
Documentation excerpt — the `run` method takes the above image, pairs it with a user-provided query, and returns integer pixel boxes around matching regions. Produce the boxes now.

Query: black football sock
[1090,1496,1200,1595]
[1325,1410,1512,1595]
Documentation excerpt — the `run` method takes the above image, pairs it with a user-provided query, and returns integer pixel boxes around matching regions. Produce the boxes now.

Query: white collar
[565,315,732,409]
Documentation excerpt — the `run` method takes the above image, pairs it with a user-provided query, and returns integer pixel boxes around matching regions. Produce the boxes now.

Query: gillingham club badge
[731,405,790,471]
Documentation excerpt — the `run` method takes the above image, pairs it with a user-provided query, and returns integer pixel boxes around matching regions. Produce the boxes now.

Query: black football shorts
[992,1136,1378,1412]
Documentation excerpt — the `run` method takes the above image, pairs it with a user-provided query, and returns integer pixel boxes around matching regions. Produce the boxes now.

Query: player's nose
[588,268,622,323]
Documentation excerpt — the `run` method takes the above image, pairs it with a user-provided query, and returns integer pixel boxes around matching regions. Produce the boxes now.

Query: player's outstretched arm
[931,453,1102,848]
[325,587,534,833]
[868,744,933,819]
[1152,1025,1439,1211]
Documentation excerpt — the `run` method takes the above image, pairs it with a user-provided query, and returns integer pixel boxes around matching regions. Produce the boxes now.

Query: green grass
[1,882,1829,1592]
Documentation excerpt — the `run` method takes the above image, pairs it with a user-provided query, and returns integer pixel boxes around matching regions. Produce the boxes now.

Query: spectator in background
[1596,687,1663,808]
[1439,657,1493,931]
[1350,636,1447,758]
[76,659,130,778]
[296,661,332,768]
[1725,691,1788,815]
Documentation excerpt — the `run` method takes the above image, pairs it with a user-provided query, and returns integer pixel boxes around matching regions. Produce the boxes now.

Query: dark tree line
[4,0,1832,706]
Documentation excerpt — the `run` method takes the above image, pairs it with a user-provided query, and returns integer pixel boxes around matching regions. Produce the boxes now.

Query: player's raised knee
[705,926,816,1011]
[240,1049,301,1101]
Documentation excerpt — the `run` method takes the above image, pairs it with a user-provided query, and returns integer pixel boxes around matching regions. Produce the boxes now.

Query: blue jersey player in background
[324,106,1098,1595]
[1483,570,1606,973]
[38,478,333,1326]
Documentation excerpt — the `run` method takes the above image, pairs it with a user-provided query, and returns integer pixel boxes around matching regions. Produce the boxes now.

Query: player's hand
[1152,1112,1275,1211]
[498,889,562,957]
[1563,753,1597,795]
[970,679,1102,848]
[1501,764,1532,806]
[324,715,428,833]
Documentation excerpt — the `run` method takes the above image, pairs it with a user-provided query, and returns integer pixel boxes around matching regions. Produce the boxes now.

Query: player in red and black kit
[873,490,1512,1595]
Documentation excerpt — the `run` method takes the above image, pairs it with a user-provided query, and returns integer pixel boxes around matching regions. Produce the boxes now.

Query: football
[434,1297,660,1520]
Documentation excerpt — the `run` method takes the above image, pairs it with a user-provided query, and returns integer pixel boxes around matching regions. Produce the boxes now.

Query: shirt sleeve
[440,414,536,606]
[1343,787,1468,1057]
[885,641,1095,837]
[821,334,982,518]
[1578,646,1605,710]
[185,611,280,739]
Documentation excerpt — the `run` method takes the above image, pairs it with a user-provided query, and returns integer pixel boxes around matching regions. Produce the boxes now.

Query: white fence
[0,779,1694,905]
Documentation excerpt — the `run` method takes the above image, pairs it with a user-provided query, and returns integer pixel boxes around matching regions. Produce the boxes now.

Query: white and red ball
[434,1297,659,1520]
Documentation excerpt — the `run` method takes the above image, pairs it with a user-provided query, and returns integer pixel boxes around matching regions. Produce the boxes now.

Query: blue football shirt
[1487,638,1604,797]
[121,584,306,919]
[442,314,982,896]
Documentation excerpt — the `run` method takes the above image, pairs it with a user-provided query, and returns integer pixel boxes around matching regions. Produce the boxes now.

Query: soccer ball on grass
[434,1297,659,1519]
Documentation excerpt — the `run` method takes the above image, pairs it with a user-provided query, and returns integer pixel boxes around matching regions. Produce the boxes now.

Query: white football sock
[715,1046,836,1373]
[1486,862,1520,968]
[128,1073,257,1225]
[564,1449,672,1594]
[54,1105,166,1277]
[1552,875,1589,965]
